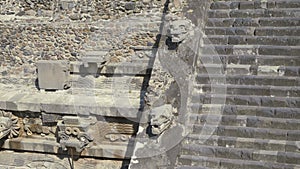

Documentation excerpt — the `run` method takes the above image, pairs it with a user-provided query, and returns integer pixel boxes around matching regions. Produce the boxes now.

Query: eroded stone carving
[150,104,174,135]
[167,18,192,43]
[57,116,96,152]
[105,134,129,142]
[104,123,134,142]
[0,110,20,140]
[81,50,109,68]
[23,117,50,136]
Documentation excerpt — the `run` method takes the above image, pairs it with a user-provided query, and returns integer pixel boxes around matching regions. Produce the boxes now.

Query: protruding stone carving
[104,123,134,142]
[0,110,20,140]
[81,50,109,68]
[57,116,96,152]
[23,117,50,136]
[167,18,192,43]
[150,104,174,135]
[105,134,129,142]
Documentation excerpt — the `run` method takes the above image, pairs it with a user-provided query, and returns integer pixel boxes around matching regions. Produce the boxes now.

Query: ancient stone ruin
[0,0,300,168]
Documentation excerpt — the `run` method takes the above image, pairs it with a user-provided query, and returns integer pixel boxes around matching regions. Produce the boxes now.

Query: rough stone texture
[0,0,189,168]
[1,0,300,169]
[0,150,123,169]
[0,0,167,86]
[175,0,300,169]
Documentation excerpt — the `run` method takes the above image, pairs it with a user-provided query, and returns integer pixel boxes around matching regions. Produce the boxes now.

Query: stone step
[190,124,300,141]
[198,65,300,78]
[188,114,300,130]
[255,27,300,36]
[176,166,208,169]
[205,27,300,36]
[208,8,300,18]
[203,35,300,46]
[180,144,300,165]
[191,94,300,108]
[187,135,300,154]
[197,64,252,75]
[201,45,300,56]
[186,135,300,153]
[177,154,300,169]
[194,84,300,97]
[198,64,300,77]
[207,18,300,27]
[210,1,300,10]
[196,74,300,87]
[189,104,300,119]
[200,55,300,66]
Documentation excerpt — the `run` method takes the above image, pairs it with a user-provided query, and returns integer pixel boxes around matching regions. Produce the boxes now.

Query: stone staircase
[176,0,300,168]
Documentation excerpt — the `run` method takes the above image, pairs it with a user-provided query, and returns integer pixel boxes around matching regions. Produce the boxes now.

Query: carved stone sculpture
[150,104,173,135]
[57,116,96,152]
[0,110,20,140]
[167,19,192,43]
[23,117,50,136]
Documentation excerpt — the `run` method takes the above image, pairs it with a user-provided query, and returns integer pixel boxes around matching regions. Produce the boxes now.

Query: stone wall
[0,0,163,21]
[0,0,174,84]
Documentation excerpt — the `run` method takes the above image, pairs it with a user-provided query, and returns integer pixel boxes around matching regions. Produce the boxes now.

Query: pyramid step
[189,104,300,119]
[205,27,255,36]
[255,27,300,36]
[203,35,300,46]
[210,1,300,10]
[204,65,298,77]
[191,124,300,141]
[201,45,300,56]
[175,166,207,169]
[208,8,300,18]
[194,84,300,97]
[197,64,252,75]
[207,18,300,27]
[200,55,300,66]
[188,114,300,130]
[191,94,300,108]
[196,74,300,87]
[177,154,300,169]
[197,64,300,77]
[181,144,300,164]
[204,27,300,36]
[186,135,300,152]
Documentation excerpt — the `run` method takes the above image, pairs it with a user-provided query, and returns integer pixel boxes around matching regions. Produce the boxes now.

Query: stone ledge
[1,137,131,159]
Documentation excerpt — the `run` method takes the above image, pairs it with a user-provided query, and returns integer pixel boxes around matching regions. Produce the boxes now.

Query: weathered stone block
[239,2,254,9]
[259,18,300,27]
[233,18,259,27]
[37,60,70,90]
[207,18,235,27]
[253,150,278,162]
[210,2,231,9]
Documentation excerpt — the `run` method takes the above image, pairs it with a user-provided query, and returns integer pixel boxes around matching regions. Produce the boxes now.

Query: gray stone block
[210,2,231,9]
[207,18,235,27]
[276,1,300,8]
[37,60,71,90]
[255,28,300,36]
[259,18,300,27]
